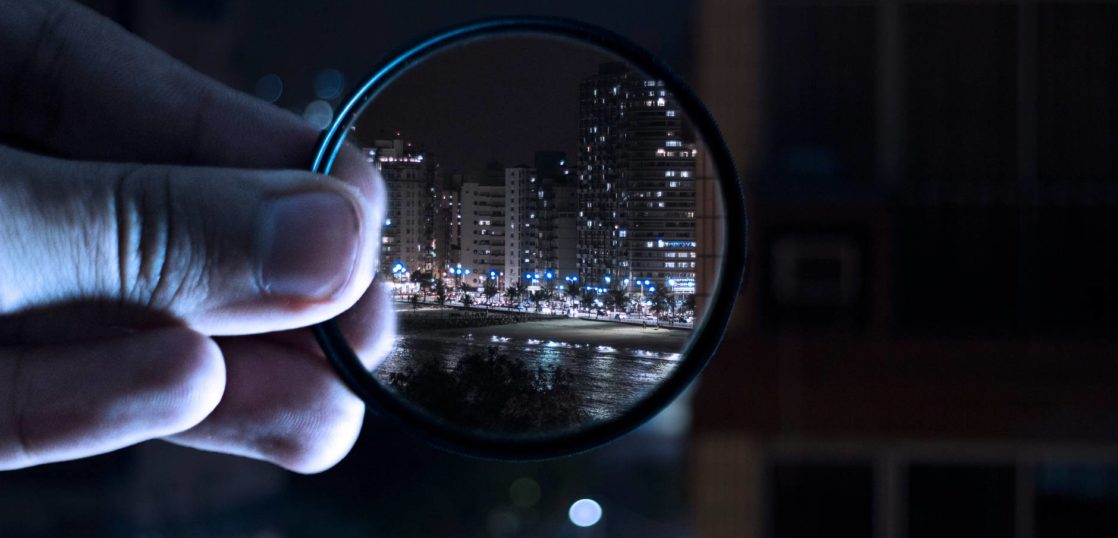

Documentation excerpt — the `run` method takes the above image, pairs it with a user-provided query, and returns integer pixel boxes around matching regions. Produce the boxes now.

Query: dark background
[353,37,612,173]
[2,0,1118,537]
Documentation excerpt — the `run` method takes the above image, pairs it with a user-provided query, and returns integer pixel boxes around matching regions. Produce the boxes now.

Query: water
[375,318,690,424]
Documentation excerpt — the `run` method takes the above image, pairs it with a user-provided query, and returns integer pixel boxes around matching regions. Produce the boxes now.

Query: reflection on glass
[348,37,725,434]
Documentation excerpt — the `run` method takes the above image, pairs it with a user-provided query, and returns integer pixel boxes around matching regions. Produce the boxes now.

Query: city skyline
[364,62,709,302]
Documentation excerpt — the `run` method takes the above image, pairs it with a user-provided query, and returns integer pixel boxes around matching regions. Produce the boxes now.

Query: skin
[0,0,394,473]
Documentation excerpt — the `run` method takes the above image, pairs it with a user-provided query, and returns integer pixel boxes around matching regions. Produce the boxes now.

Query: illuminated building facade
[504,152,578,287]
[577,63,698,293]
[459,174,506,287]
[364,135,435,278]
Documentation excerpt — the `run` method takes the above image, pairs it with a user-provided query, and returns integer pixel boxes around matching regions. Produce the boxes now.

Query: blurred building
[690,0,1118,537]
[577,62,698,292]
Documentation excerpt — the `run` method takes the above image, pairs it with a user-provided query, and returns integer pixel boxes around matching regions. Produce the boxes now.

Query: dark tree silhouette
[651,285,674,317]
[483,281,499,305]
[435,280,448,306]
[505,281,526,304]
[607,287,630,312]
[384,347,590,432]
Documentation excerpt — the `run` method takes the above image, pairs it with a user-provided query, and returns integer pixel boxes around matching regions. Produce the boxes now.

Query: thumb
[0,145,378,335]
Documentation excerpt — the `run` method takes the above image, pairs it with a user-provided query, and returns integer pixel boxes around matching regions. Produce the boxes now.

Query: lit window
[681,171,690,178]
[669,181,679,188]
[665,171,677,177]
[666,140,682,147]
[666,110,676,117]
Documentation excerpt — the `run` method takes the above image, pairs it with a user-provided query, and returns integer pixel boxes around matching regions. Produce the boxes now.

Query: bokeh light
[253,74,283,103]
[313,68,345,100]
[568,498,603,527]
[487,509,519,537]
[509,477,541,508]
[303,100,333,130]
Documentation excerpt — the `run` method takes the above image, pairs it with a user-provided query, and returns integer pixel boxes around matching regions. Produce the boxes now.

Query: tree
[483,280,499,305]
[580,288,597,309]
[565,282,583,308]
[384,347,590,431]
[530,287,553,311]
[411,270,434,298]
[683,294,696,315]
[505,281,527,304]
[461,293,474,308]
[435,279,448,306]
[651,285,674,318]
[607,287,629,312]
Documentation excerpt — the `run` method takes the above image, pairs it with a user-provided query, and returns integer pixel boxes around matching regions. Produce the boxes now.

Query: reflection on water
[375,318,689,428]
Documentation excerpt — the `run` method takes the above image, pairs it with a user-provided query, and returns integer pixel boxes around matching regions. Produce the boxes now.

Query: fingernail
[258,191,360,299]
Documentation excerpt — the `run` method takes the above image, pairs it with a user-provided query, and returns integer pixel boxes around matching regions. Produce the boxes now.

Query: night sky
[352,37,614,174]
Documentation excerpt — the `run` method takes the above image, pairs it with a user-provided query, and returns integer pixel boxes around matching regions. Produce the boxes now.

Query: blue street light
[489,270,497,278]
[604,275,612,284]
[644,279,652,286]
[545,271,554,280]
[391,261,407,275]
[649,286,656,293]
[464,269,472,275]
[667,278,676,287]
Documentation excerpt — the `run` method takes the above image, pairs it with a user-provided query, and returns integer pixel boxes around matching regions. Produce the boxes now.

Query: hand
[0,0,393,473]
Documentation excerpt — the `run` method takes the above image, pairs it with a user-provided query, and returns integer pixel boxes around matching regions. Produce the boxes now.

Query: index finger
[0,0,376,196]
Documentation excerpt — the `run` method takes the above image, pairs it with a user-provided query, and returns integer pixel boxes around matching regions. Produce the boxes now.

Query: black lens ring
[311,16,747,460]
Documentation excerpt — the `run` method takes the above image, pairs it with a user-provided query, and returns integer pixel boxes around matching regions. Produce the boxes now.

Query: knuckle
[112,166,208,311]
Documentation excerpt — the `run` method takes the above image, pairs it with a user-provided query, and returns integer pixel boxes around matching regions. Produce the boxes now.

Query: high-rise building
[458,170,506,287]
[504,152,579,288]
[434,171,464,275]
[504,166,536,285]
[577,63,698,293]
[364,135,435,278]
